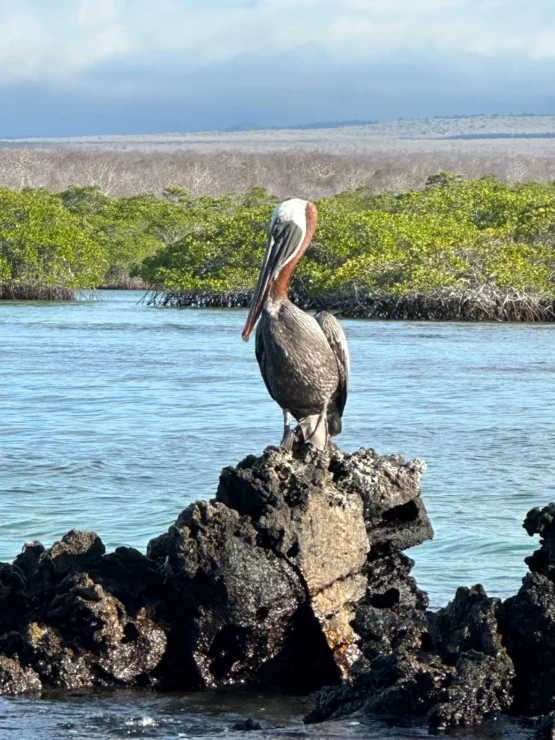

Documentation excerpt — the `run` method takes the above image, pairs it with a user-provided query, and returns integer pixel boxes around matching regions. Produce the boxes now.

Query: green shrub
[139,177,555,298]
[1,176,555,300]
[0,188,106,287]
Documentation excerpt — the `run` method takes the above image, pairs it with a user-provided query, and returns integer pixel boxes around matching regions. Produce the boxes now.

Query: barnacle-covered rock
[0,655,41,695]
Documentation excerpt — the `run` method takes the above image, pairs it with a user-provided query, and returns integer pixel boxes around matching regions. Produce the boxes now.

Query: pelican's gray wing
[315,311,349,416]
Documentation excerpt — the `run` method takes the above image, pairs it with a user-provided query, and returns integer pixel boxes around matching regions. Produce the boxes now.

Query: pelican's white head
[270,198,308,239]
[242,198,318,341]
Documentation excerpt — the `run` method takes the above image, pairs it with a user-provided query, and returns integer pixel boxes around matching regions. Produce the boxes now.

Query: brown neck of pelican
[270,202,318,300]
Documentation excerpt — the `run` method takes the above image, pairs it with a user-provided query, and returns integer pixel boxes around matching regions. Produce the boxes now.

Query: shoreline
[145,287,555,322]
[4,285,555,323]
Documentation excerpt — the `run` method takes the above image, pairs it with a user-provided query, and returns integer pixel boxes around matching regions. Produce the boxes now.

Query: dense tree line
[0,149,552,199]
[0,175,554,307]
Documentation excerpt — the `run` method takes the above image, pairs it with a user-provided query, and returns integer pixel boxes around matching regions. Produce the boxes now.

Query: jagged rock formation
[0,443,554,734]
[146,444,422,689]
[503,503,555,717]
[308,494,555,732]
[0,532,166,692]
[217,445,370,678]
[0,444,426,698]
[316,583,515,730]
[306,482,515,729]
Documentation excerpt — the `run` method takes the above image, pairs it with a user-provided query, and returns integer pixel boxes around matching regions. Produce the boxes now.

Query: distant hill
[3,114,555,153]
[444,133,555,140]
[224,113,554,134]
[225,120,378,132]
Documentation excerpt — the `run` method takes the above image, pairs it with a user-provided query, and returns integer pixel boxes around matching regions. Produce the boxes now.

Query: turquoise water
[1,291,554,608]
[1,290,553,738]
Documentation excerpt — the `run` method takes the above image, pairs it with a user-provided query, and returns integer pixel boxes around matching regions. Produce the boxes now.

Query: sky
[1,0,555,137]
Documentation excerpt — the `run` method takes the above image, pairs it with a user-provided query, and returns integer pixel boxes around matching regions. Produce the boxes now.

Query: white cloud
[0,0,554,91]
[345,0,464,12]
[0,1,132,83]
[76,0,122,28]
[528,28,555,60]
[66,24,131,72]
[0,10,49,78]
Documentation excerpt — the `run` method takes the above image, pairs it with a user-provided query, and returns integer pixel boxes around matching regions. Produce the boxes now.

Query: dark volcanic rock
[306,463,513,732]
[215,443,430,677]
[524,504,555,580]
[0,443,435,705]
[3,445,555,735]
[429,585,515,728]
[503,503,555,716]
[147,499,306,689]
[0,530,166,692]
[44,572,166,685]
[15,622,94,689]
[148,444,373,687]
[364,549,429,612]
[14,530,105,602]
[0,563,28,633]
[98,546,167,617]
[330,447,432,551]
[302,449,442,727]
[308,584,514,730]
[3,441,524,734]
[230,717,264,731]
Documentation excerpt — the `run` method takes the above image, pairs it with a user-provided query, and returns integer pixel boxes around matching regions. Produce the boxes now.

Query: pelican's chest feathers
[259,300,338,384]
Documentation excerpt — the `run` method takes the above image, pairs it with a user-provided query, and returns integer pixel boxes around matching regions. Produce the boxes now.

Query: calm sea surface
[0,290,553,739]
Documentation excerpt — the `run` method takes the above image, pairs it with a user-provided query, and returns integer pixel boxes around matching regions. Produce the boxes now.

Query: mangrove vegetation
[1,175,555,319]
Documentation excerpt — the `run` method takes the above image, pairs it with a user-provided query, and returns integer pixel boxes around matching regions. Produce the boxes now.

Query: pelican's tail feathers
[298,413,328,451]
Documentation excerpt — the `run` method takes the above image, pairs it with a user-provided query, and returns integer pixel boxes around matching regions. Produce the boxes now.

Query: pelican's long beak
[242,221,302,341]
[242,232,274,341]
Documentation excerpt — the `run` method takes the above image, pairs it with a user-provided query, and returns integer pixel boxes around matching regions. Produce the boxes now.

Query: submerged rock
[230,717,264,731]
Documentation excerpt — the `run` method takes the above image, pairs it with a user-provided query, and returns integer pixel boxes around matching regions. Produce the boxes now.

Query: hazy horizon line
[3,112,555,142]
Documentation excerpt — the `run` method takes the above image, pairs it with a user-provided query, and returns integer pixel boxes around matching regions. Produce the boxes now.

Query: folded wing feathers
[314,310,350,414]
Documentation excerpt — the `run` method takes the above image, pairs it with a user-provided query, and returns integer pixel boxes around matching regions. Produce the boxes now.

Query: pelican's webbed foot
[280,426,301,452]
[298,413,328,452]
[281,410,302,452]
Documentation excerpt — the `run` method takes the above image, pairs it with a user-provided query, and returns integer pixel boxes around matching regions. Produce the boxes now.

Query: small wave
[124,716,158,727]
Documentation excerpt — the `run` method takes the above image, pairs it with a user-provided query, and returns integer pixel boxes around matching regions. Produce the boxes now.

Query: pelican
[242,199,349,451]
